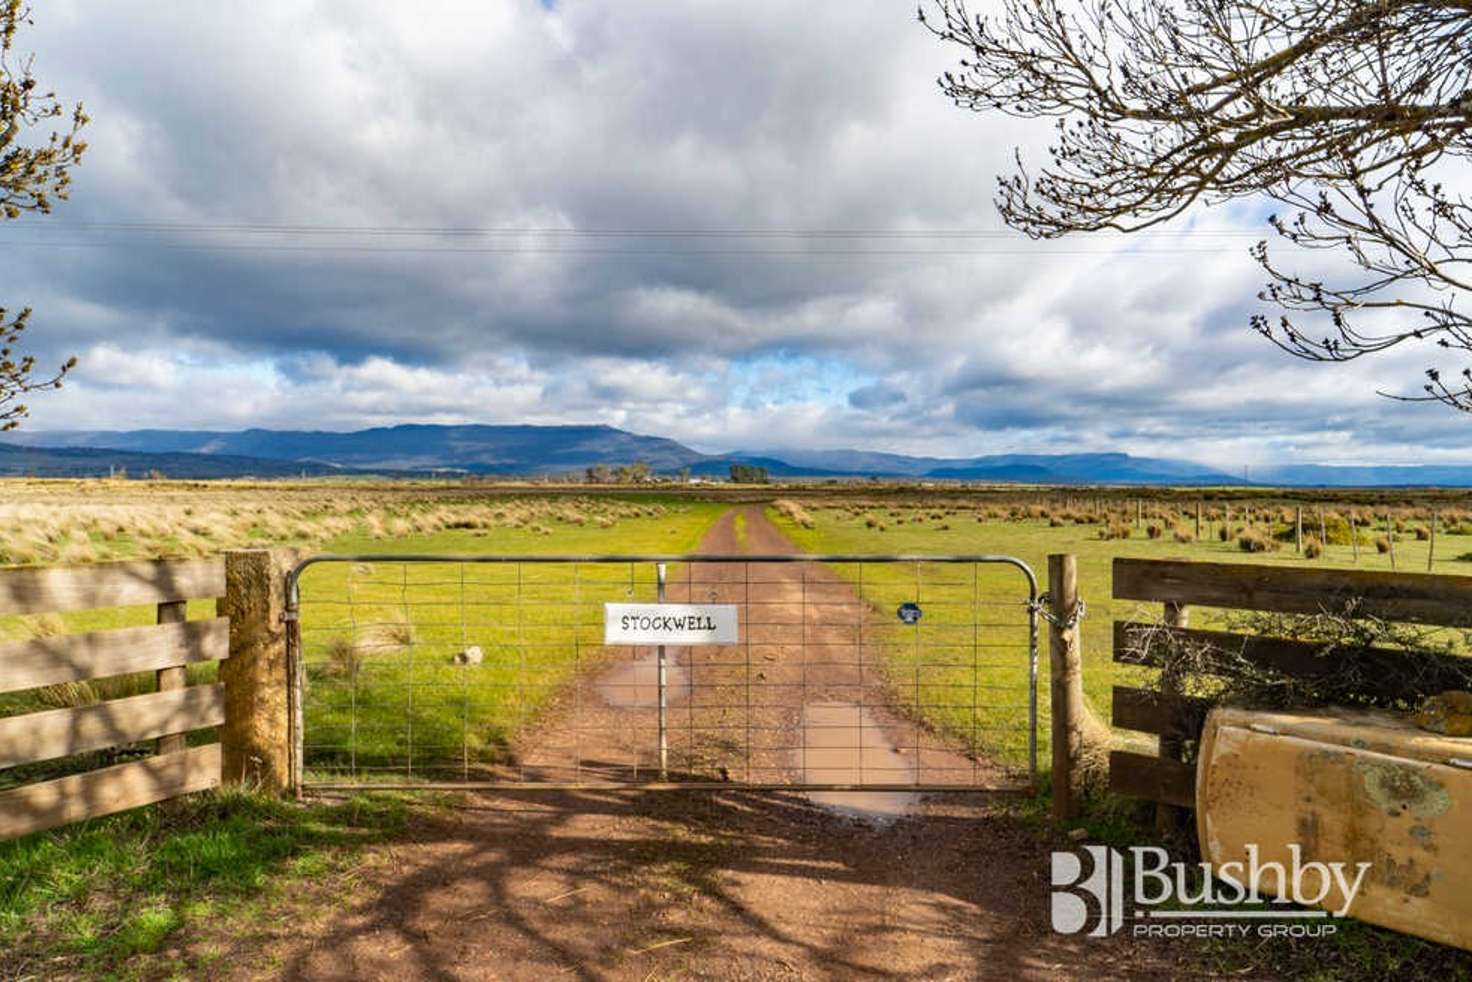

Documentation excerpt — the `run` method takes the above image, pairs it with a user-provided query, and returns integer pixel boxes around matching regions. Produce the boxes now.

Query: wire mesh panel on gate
[290,555,1038,791]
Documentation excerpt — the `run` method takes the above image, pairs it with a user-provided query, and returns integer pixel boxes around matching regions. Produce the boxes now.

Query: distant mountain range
[739,448,1233,484]
[1246,464,1472,487]
[0,425,813,479]
[0,423,1469,486]
[0,441,372,479]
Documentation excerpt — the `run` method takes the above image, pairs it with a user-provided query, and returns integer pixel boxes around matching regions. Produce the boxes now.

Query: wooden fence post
[155,600,188,756]
[1295,506,1303,554]
[1429,511,1437,572]
[1049,553,1085,822]
[1156,600,1189,836]
[219,549,296,790]
[1350,511,1360,562]
[1195,502,1202,540]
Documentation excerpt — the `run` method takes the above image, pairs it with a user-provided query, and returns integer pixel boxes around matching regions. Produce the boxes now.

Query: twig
[629,937,692,955]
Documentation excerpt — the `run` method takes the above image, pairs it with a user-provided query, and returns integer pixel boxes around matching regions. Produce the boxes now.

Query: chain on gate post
[656,560,668,781]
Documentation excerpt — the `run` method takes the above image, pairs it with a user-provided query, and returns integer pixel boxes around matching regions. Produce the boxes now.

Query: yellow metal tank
[1197,705,1472,951]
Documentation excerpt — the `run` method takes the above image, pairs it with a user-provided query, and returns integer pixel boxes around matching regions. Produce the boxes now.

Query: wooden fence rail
[1109,558,1472,817]
[1114,558,1472,626]
[0,556,239,841]
[0,558,226,616]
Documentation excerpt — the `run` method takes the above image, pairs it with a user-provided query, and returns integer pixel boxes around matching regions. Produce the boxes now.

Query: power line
[0,238,1237,257]
[0,217,1263,258]
[30,219,1267,239]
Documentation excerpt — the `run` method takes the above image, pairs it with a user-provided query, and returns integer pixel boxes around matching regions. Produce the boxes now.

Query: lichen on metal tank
[1355,759,1452,818]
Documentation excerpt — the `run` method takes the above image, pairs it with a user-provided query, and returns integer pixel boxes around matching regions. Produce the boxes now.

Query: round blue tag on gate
[897,602,922,625]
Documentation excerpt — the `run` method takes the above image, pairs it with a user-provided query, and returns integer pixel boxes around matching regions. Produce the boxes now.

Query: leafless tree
[1,1,86,430]
[922,0,1472,409]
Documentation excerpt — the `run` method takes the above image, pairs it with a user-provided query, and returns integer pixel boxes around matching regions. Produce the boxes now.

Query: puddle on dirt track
[595,650,691,708]
[797,701,918,822]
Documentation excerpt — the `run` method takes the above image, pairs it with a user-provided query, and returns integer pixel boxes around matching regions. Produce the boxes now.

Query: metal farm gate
[284,554,1040,795]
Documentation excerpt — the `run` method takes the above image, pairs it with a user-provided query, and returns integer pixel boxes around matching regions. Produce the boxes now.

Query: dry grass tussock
[809,495,1471,542]
[0,481,669,567]
[772,499,815,528]
[321,611,416,678]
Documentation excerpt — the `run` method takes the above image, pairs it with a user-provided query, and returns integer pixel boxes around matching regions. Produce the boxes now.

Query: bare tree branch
[0,1,86,428]
[0,307,76,431]
[923,0,1472,409]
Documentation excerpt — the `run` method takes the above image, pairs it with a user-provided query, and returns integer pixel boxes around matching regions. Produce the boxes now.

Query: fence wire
[286,554,1038,793]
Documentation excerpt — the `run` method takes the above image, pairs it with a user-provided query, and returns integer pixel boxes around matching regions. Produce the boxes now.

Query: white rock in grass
[453,645,483,666]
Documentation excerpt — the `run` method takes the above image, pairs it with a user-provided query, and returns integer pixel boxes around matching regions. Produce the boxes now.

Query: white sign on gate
[604,603,739,645]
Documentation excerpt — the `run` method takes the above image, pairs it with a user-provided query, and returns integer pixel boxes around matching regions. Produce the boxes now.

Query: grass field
[8,481,1472,779]
[295,499,726,781]
[9,482,1471,780]
[767,495,1472,763]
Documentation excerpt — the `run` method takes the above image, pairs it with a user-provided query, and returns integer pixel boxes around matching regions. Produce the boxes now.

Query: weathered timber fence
[1108,558,1472,815]
[0,550,294,841]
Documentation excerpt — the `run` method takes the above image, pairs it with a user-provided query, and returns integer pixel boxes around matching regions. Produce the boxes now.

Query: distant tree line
[579,462,770,484]
[728,463,769,484]
[584,463,653,484]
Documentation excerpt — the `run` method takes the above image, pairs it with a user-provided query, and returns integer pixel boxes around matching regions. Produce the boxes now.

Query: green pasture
[8,492,1472,785]
[299,560,667,779]
[296,500,725,780]
[768,502,1472,765]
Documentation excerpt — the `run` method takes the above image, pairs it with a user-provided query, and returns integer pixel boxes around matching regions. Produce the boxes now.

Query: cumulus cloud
[0,0,1463,466]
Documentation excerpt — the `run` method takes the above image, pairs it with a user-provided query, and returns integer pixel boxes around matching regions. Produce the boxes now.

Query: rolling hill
[0,442,370,479]
[0,425,819,479]
[3,423,1467,485]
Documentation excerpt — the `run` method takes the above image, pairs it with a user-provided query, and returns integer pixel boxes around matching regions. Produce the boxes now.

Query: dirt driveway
[240,508,1175,980]
[511,505,1013,800]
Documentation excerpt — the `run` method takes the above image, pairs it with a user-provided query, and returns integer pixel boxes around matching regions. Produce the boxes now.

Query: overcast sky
[3,0,1464,467]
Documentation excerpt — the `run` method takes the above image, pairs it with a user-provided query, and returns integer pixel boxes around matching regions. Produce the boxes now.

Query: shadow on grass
[0,787,416,977]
